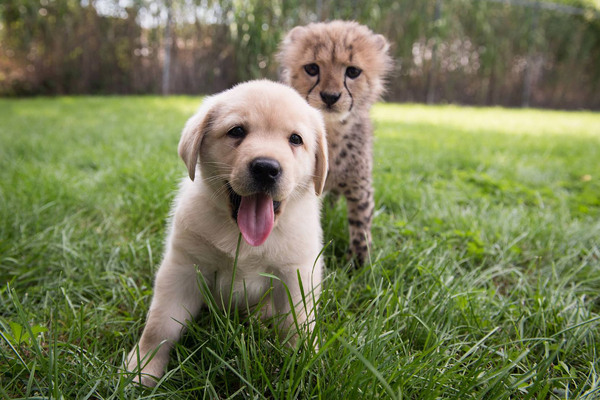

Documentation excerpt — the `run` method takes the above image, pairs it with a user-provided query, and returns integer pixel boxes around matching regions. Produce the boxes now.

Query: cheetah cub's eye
[304,63,319,77]
[346,66,362,79]
[289,133,303,146]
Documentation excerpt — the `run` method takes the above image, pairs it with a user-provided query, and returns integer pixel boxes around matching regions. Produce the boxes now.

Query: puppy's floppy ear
[178,97,215,181]
[313,116,329,196]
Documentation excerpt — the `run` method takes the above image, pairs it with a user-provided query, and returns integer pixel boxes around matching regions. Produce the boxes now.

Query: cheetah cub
[278,20,392,265]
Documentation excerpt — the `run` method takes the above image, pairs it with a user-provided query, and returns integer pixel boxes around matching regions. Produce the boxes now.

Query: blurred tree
[0,0,599,108]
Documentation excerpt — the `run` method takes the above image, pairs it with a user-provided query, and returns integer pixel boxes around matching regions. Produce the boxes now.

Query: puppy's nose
[250,158,281,186]
[320,92,341,107]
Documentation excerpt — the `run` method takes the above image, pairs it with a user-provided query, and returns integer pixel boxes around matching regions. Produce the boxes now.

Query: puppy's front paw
[125,347,166,388]
[130,372,159,388]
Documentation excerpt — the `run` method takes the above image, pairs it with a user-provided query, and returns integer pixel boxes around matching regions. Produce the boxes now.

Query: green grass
[1,96,599,399]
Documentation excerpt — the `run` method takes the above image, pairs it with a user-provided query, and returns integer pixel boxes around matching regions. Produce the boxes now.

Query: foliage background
[1,0,600,109]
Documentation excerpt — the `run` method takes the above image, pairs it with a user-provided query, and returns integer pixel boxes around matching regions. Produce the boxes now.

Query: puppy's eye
[345,66,362,79]
[304,63,319,77]
[227,126,246,139]
[289,133,303,146]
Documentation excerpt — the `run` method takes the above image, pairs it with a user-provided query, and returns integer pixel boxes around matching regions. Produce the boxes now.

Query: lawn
[1,97,599,399]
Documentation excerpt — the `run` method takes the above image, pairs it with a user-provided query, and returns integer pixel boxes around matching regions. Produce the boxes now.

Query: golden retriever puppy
[126,80,328,386]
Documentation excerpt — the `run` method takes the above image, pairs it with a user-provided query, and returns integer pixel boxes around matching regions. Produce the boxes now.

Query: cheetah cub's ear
[373,34,390,52]
[284,25,308,43]
[278,26,308,84]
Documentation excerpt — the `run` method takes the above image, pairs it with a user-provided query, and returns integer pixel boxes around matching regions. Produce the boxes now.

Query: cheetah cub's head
[278,20,392,123]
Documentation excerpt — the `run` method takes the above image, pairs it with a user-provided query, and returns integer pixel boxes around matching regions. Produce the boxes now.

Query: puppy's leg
[345,175,374,266]
[126,252,203,386]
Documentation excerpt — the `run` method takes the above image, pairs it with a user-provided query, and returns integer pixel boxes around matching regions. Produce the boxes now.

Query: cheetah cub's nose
[320,92,341,107]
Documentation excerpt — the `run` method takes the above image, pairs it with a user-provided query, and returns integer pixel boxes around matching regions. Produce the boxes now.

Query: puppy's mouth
[227,183,281,247]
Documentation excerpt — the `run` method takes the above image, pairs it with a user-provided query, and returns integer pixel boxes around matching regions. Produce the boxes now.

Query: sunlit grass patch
[1,97,599,398]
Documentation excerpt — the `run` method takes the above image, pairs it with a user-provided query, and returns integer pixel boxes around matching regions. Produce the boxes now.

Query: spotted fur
[278,20,392,265]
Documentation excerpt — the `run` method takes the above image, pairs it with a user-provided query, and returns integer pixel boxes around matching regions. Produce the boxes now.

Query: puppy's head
[178,80,328,247]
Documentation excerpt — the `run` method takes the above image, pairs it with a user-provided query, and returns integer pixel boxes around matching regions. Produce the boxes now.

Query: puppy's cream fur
[126,80,328,386]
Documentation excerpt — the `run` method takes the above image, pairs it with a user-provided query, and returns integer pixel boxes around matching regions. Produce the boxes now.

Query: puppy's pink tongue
[237,193,274,246]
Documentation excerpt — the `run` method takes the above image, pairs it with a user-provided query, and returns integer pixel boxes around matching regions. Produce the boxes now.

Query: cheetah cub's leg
[345,169,374,266]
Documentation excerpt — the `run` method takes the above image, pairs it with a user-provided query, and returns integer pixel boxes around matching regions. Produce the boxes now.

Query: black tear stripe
[343,76,354,112]
[306,75,320,101]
